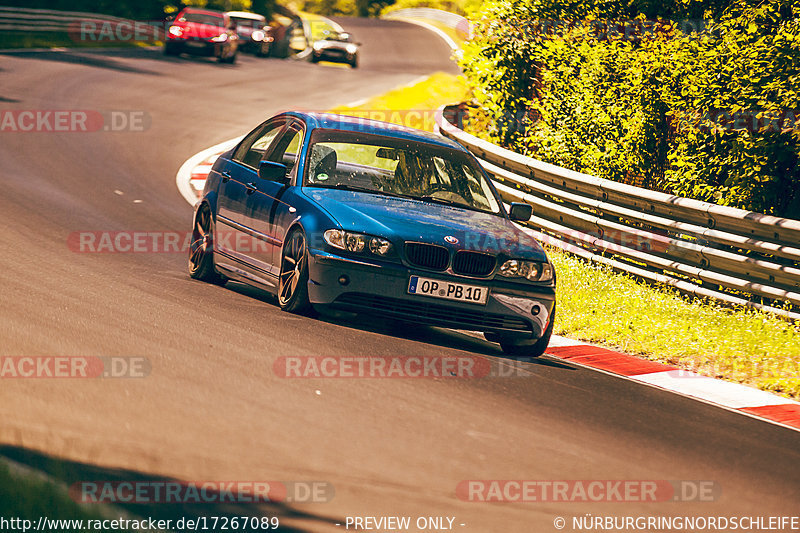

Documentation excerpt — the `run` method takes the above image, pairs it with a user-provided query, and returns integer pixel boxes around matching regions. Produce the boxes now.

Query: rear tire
[499,304,555,358]
[164,43,178,56]
[189,204,226,286]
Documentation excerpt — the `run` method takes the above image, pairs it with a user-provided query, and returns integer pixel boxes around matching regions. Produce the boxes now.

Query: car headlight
[210,33,228,42]
[369,237,392,255]
[345,233,367,253]
[498,260,553,282]
[324,229,393,256]
[168,25,183,36]
[252,30,265,41]
[346,44,358,54]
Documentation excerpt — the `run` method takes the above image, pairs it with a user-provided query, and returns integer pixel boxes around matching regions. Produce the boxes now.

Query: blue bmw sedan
[189,112,556,357]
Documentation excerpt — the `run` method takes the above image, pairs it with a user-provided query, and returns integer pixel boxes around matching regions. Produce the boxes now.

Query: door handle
[221,171,231,183]
[245,182,257,194]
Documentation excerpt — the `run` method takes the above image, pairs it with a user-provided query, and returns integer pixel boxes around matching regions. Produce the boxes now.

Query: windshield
[324,31,350,42]
[303,130,503,215]
[180,13,224,26]
[231,16,265,27]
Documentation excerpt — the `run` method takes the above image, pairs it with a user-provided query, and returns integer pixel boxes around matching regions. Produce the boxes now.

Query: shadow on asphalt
[0,47,248,74]
[0,48,163,75]
[223,280,576,371]
[0,445,342,532]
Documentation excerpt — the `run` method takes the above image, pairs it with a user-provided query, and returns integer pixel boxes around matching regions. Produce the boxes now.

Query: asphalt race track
[1,17,799,532]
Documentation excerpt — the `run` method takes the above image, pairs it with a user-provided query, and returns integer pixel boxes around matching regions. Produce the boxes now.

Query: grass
[330,72,469,132]
[296,11,339,41]
[0,461,126,532]
[549,248,800,399]
[330,71,800,401]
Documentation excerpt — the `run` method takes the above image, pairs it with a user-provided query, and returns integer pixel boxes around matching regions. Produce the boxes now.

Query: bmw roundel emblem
[444,235,459,244]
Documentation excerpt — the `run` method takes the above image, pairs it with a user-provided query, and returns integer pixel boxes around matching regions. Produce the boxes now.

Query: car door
[241,121,306,278]
[215,118,285,279]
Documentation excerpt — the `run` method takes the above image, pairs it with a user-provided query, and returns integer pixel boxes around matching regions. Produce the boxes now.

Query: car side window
[265,124,304,175]
[232,121,284,169]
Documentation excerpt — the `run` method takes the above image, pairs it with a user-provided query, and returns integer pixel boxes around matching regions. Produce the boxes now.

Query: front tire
[499,305,555,358]
[278,230,312,314]
[189,204,226,286]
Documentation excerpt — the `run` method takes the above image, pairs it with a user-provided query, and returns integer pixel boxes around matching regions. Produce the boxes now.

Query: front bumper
[307,249,555,342]
[168,38,219,56]
[313,48,355,63]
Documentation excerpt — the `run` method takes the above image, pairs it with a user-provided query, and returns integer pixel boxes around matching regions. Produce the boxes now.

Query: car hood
[303,188,547,261]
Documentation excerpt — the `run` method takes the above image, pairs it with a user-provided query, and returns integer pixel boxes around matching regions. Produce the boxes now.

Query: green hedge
[0,1,277,21]
[461,0,800,217]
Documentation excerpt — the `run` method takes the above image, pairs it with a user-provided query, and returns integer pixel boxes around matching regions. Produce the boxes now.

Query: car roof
[180,7,225,16]
[283,112,466,151]
[226,11,266,20]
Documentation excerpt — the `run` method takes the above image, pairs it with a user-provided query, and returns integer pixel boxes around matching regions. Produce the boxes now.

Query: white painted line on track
[175,137,241,206]
[630,370,799,409]
[389,17,459,56]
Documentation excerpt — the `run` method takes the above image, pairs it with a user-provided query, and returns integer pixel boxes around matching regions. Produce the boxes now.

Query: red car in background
[164,8,239,63]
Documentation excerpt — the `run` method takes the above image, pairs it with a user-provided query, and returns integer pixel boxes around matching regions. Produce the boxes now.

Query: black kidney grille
[404,242,449,271]
[453,251,496,277]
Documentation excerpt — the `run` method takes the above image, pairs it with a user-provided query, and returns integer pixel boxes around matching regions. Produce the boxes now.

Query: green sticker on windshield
[316,173,329,181]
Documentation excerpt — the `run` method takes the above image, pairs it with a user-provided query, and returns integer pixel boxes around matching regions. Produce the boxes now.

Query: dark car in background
[164,8,238,63]
[226,11,274,57]
[311,31,360,68]
[189,112,557,357]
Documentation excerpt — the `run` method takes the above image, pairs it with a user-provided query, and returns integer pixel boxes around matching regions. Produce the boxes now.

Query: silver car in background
[226,11,274,56]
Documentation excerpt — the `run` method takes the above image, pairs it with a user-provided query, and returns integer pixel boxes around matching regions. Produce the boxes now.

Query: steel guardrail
[436,105,800,321]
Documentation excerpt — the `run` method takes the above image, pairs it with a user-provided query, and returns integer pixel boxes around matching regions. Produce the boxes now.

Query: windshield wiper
[418,194,496,215]
[419,195,462,207]
[323,183,410,199]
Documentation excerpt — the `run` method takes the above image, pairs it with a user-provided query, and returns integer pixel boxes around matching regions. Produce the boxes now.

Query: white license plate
[408,276,488,305]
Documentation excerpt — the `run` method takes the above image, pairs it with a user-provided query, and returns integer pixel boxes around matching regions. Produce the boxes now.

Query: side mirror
[259,160,289,183]
[509,202,532,222]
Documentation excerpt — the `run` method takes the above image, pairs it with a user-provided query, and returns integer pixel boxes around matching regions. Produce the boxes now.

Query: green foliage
[298,0,394,17]
[461,0,800,216]
[0,0,174,19]
[381,0,481,16]
[1,0,277,20]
